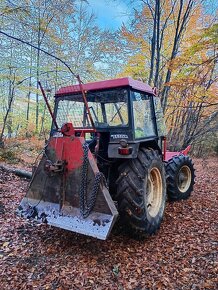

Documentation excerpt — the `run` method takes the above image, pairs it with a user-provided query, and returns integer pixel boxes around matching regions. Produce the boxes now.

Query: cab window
[153,97,167,136]
[132,91,156,139]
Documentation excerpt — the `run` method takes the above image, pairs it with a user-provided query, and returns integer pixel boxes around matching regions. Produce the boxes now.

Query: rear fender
[164,145,191,162]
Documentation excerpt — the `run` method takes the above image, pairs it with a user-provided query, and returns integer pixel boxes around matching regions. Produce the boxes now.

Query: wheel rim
[145,167,163,217]
[177,165,192,193]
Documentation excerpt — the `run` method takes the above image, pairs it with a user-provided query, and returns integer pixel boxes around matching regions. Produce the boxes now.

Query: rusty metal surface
[17,135,118,240]
[18,193,118,240]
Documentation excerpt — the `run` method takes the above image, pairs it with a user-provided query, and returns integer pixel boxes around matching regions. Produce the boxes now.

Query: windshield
[56,89,128,128]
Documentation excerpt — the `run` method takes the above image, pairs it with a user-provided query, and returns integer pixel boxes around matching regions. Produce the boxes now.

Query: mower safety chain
[79,142,103,218]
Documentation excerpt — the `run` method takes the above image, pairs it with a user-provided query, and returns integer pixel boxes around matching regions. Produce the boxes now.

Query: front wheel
[116,149,166,237]
[166,155,195,201]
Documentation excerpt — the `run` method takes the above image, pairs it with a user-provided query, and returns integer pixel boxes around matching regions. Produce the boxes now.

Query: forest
[0,1,218,289]
[0,0,217,153]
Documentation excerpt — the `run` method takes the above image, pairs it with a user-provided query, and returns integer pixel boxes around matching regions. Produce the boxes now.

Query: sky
[87,0,130,30]
[87,0,218,30]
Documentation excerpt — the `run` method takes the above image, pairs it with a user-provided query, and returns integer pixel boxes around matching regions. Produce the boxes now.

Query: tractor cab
[54,77,166,159]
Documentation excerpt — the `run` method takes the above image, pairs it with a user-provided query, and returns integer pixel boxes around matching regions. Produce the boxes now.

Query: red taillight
[118,147,133,155]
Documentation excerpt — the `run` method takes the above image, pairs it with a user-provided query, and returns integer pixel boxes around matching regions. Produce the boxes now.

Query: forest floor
[0,153,217,289]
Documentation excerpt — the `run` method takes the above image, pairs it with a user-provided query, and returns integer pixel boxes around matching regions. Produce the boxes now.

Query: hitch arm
[77,75,95,129]
[38,81,59,130]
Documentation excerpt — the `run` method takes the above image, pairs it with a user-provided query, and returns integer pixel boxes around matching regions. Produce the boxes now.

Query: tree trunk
[148,0,157,85]
[0,163,32,179]
[0,65,17,147]
[161,0,194,113]
[26,38,33,135]
[154,0,160,88]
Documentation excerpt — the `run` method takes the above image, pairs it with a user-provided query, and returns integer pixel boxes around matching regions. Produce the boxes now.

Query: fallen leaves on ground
[0,158,217,289]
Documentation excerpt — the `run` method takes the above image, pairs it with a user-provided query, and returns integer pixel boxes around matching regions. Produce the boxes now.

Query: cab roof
[55,77,154,97]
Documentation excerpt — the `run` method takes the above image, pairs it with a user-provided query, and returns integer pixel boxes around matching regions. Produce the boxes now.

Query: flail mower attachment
[18,124,118,240]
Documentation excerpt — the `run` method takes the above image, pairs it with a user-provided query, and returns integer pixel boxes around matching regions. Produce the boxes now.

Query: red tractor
[18,77,195,240]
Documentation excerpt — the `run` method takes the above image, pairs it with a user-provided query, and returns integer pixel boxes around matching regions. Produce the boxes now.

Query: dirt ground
[0,157,217,290]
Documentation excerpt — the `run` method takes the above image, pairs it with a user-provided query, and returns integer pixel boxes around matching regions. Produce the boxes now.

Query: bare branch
[0,30,77,78]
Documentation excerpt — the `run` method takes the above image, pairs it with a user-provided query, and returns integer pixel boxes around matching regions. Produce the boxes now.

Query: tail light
[118,138,132,155]
[118,147,133,155]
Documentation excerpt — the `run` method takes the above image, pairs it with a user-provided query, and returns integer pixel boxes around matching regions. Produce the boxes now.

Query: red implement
[18,131,118,240]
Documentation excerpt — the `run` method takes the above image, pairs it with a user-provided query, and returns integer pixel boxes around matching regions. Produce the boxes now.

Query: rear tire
[116,149,166,237]
[166,155,195,201]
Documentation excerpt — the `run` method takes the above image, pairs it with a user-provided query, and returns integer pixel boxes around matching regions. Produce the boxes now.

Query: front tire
[116,149,166,237]
[166,155,195,201]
